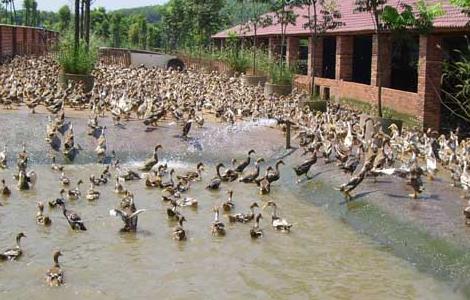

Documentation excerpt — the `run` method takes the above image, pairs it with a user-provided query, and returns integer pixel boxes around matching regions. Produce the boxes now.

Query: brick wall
[308,37,323,77]
[371,34,392,87]
[336,36,353,81]
[286,36,299,67]
[0,25,58,61]
[294,74,421,118]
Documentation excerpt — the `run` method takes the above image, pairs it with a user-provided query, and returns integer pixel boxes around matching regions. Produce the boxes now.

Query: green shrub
[57,36,97,75]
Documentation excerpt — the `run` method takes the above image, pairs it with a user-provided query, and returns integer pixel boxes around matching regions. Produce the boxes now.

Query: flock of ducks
[0,56,469,287]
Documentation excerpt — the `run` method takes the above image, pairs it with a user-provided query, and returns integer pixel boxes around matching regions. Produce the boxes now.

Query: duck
[46,250,64,287]
[36,202,52,226]
[50,156,64,172]
[95,127,107,157]
[167,200,184,222]
[173,216,187,241]
[85,182,100,201]
[17,169,37,190]
[49,189,66,208]
[139,144,162,171]
[178,197,198,208]
[234,149,256,173]
[55,199,87,231]
[239,158,264,183]
[161,169,176,188]
[177,162,204,181]
[114,178,127,194]
[0,145,7,168]
[0,232,26,261]
[1,179,11,196]
[206,172,222,190]
[259,168,272,195]
[228,202,258,223]
[109,207,147,232]
[181,119,193,138]
[67,179,83,200]
[222,190,234,212]
[116,165,141,181]
[266,160,284,183]
[293,150,318,183]
[250,213,263,239]
[264,201,292,232]
[59,172,70,186]
[337,158,375,201]
[211,207,226,236]
[215,162,238,182]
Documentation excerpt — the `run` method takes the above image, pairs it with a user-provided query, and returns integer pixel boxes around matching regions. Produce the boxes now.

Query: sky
[22,0,166,12]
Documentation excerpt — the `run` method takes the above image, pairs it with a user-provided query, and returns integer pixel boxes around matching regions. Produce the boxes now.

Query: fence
[99,47,131,67]
[177,53,232,74]
[0,24,58,63]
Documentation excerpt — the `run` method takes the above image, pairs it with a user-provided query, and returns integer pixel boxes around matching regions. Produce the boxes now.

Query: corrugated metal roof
[213,0,469,38]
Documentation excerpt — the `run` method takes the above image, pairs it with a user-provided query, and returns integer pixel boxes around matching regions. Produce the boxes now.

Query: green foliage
[57,35,97,75]
[58,5,71,31]
[442,40,470,122]
[222,33,250,73]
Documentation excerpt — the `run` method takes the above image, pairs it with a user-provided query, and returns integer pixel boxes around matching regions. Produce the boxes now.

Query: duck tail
[78,223,87,231]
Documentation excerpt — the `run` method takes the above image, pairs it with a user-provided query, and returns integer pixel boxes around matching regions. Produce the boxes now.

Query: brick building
[212,0,469,129]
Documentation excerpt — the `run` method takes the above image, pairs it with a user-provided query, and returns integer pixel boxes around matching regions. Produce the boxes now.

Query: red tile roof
[212,0,469,38]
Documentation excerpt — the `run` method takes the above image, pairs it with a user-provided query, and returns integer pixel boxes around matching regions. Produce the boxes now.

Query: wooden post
[286,120,291,149]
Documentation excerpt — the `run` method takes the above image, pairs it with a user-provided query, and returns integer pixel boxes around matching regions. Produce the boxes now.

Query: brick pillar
[336,36,353,81]
[286,36,299,67]
[268,36,281,60]
[12,26,16,57]
[417,35,442,130]
[308,37,323,77]
[371,34,392,87]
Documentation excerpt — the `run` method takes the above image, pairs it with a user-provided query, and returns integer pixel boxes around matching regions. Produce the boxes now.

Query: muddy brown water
[0,109,465,299]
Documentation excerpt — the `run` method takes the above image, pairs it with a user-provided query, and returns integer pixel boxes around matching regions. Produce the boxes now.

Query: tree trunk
[74,0,80,53]
[253,25,257,74]
[85,0,90,51]
[80,0,84,39]
[376,31,383,118]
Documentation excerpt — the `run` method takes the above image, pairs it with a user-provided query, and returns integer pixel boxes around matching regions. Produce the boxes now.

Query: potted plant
[264,0,298,96]
[264,58,294,96]
[57,36,97,93]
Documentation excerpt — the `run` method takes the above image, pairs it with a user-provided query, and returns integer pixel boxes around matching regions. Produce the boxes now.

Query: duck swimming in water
[206,166,222,190]
[234,149,256,173]
[109,207,147,232]
[173,216,187,241]
[16,169,37,190]
[46,250,64,287]
[55,199,87,231]
[67,179,83,200]
[0,145,7,169]
[36,202,52,226]
[222,190,234,212]
[211,207,226,236]
[228,202,258,223]
[264,201,292,232]
[250,213,263,239]
[239,158,264,183]
[86,182,100,201]
[139,144,162,171]
[1,179,11,196]
[50,156,64,172]
[0,232,26,261]
[177,162,204,182]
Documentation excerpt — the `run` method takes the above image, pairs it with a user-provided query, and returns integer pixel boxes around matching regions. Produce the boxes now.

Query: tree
[23,0,32,26]
[58,5,71,31]
[138,17,148,49]
[110,13,123,47]
[31,0,38,26]
[128,22,140,47]
[245,0,272,75]
[74,0,80,53]
[302,0,342,96]
[270,0,298,80]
